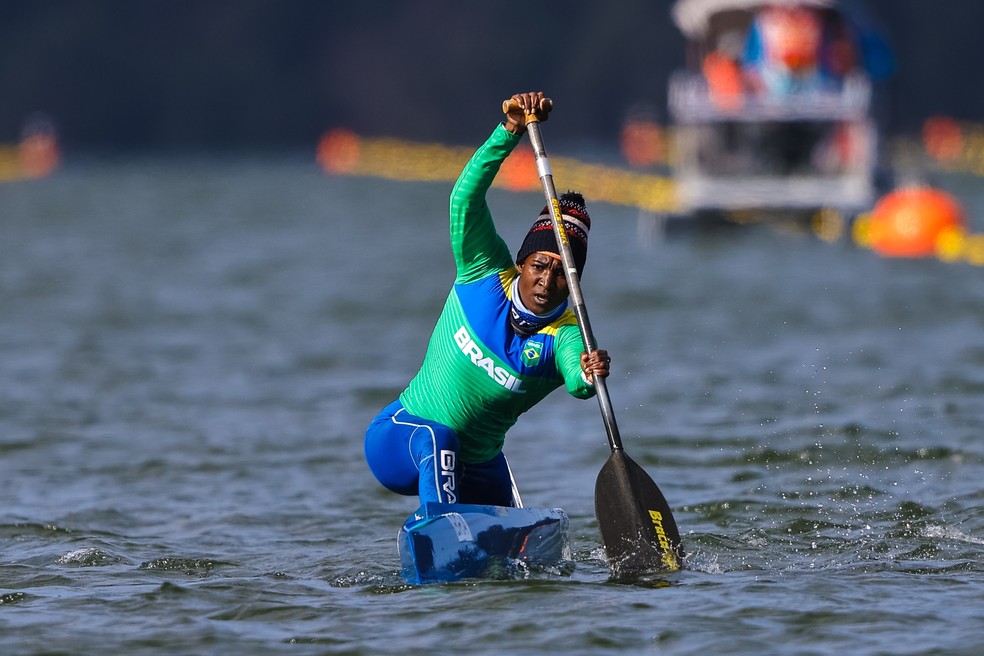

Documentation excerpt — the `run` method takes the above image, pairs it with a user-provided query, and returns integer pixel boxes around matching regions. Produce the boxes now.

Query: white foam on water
[922,523,984,545]
[57,547,104,565]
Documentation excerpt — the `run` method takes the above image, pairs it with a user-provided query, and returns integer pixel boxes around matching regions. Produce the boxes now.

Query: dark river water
[2,155,983,655]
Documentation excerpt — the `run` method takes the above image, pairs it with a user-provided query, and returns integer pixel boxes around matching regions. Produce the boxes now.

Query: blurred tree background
[0,0,981,151]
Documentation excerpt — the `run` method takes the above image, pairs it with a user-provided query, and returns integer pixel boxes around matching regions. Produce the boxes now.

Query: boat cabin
[668,0,879,219]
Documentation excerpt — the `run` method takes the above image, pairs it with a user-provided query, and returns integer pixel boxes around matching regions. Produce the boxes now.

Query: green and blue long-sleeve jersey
[399,124,595,464]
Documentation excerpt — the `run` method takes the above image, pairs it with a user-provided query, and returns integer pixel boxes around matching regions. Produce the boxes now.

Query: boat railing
[669,71,872,123]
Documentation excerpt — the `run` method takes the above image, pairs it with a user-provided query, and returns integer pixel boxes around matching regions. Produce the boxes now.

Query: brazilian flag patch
[522,340,544,367]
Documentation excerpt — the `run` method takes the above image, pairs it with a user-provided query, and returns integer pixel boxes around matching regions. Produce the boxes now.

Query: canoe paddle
[503,97,684,578]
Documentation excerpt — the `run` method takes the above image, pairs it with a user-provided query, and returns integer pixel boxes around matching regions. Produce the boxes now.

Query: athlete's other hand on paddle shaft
[581,349,611,381]
[503,91,549,135]
[364,91,608,511]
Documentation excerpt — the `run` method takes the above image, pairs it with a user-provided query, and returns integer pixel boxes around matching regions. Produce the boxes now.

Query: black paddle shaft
[521,117,625,454]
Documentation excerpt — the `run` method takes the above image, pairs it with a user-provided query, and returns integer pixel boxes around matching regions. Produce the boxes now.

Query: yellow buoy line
[316,129,680,214]
[318,126,984,266]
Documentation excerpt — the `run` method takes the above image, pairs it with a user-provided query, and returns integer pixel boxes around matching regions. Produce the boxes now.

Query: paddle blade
[595,449,684,578]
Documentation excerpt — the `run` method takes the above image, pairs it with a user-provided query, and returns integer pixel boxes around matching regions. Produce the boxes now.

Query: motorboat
[667,0,889,221]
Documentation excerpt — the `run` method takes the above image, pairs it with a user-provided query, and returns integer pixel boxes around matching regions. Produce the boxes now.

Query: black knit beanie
[516,191,591,275]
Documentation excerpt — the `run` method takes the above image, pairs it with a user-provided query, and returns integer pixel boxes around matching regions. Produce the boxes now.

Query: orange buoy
[867,186,966,258]
[317,129,361,174]
[496,145,539,192]
[620,118,664,168]
[923,116,963,163]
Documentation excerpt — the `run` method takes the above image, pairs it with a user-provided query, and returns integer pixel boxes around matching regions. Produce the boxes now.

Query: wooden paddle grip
[501,98,553,114]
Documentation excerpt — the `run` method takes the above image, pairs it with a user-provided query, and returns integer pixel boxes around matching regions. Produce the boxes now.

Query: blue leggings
[364,400,516,507]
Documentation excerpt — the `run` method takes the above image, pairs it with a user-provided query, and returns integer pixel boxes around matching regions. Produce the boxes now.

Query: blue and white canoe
[398,502,570,585]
